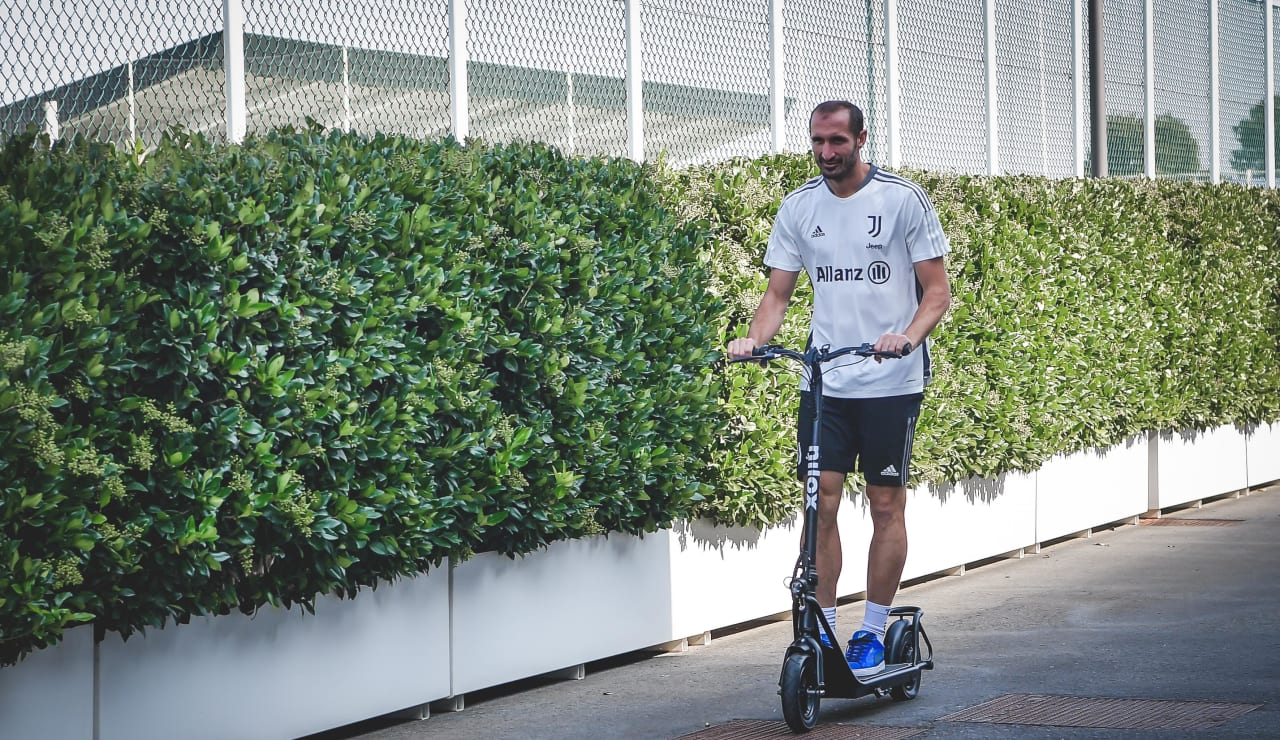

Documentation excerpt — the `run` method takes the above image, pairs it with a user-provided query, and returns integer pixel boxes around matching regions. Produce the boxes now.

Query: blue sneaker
[819,631,835,649]
[845,630,885,678]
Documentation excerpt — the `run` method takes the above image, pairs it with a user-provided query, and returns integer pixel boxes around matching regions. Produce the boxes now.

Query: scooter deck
[817,642,931,699]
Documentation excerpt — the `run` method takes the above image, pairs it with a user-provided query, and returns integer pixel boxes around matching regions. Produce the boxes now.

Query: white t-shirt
[763,165,950,398]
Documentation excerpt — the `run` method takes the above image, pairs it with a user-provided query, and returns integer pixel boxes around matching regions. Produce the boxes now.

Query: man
[726,100,951,677]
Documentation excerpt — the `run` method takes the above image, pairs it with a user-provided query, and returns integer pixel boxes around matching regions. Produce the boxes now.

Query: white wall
[1246,422,1280,486]
[450,534,674,695]
[1149,426,1249,510]
[97,571,449,740]
[0,625,94,738]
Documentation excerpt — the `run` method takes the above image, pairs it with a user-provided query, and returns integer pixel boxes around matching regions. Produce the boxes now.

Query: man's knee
[817,475,844,527]
[866,485,906,525]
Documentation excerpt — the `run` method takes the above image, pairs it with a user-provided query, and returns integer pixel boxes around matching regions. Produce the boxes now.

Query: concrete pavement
[309,485,1279,740]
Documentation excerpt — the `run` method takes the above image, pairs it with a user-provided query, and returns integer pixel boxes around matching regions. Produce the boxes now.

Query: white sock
[861,600,892,639]
[822,606,838,642]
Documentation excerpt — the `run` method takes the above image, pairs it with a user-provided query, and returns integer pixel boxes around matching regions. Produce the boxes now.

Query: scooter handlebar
[727,341,911,364]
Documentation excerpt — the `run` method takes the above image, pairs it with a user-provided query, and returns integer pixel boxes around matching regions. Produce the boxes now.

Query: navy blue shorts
[797,391,923,487]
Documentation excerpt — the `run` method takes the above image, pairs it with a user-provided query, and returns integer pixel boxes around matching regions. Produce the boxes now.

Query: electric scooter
[730,342,935,734]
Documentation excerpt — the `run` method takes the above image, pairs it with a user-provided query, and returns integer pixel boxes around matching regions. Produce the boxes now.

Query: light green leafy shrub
[675,157,1280,525]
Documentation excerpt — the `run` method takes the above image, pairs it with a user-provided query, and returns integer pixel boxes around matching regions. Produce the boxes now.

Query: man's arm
[874,256,951,354]
[727,269,800,358]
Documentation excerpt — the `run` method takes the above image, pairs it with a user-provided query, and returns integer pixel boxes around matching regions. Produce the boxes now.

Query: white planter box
[1149,425,1249,510]
[450,533,674,695]
[698,494,876,603]
[1245,421,1280,487]
[0,625,93,739]
[834,494,877,598]
[1038,435,1148,542]
[668,472,1038,636]
[667,517,801,639]
[97,570,450,740]
[905,472,1037,579]
[6,424,1255,740]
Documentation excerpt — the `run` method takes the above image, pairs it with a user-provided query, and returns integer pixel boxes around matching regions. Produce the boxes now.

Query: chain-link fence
[1102,0,1147,177]
[1154,0,1210,181]
[1274,3,1280,182]
[784,0,886,163]
[1222,0,1268,185]
[3,0,1278,184]
[898,0,988,172]
[996,0,1077,178]
[466,0,626,158]
[642,0,772,165]
[2,0,224,148]
[243,0,450,140]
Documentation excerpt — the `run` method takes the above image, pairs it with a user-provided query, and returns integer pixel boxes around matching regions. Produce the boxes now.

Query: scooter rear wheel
[884,620,920,701]
[780,651,820,732]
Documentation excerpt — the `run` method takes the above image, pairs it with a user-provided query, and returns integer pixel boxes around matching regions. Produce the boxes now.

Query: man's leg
[815,470,847,609]
[864,483,908,607]
[844,483,906,677]
[846,393,918,676]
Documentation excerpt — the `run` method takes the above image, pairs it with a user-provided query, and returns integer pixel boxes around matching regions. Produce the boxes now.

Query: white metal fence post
[1143,0,1154,178]
[223,0,247,143]
[342,46,352,131]
[128,61,137,145]
[1038,12,1048,176]
[1073,0,1085,178]
[884,0,900,168]
[449,0,469,141]
[1209,0,1220,184]
[625,0,644,162]
[567,71,577,153]
[1268,0,1276,188]
[985,0,999,175]
[41,100,60,144]
[770,0,785,154]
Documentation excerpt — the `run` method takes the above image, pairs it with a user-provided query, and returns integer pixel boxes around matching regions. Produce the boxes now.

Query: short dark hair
[810,100,865,136]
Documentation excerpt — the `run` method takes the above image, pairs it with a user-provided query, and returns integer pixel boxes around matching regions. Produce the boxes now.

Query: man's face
[810,110,866,182]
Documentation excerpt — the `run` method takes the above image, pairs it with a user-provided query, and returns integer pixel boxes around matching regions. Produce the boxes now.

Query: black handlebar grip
[900,341,913,356]
[727,346,769,363]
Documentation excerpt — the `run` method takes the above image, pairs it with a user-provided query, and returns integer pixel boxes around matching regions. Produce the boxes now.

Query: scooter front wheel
[780,651,820,732]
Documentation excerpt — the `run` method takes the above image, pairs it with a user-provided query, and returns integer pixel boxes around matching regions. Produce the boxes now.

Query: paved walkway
[311,485,1279,740]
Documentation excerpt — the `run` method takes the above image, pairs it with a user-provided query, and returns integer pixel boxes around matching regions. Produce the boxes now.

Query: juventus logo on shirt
[867,215,882,237]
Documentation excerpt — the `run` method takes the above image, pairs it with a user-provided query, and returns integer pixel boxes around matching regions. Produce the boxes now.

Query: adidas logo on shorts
[880,464,899,477]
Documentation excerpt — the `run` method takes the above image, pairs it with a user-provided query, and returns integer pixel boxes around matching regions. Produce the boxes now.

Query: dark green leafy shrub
[0,128,721,665]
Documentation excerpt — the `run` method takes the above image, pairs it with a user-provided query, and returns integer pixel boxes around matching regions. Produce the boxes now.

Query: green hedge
[0,128,721,665]
[2,132,1278,667]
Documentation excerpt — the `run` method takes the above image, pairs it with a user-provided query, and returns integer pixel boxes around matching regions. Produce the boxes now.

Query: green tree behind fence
[1102,113,1202,178]
[1231,95,1279,176]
